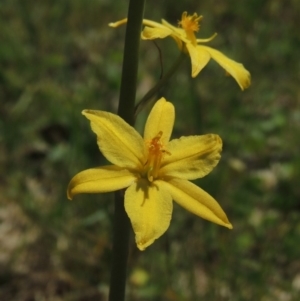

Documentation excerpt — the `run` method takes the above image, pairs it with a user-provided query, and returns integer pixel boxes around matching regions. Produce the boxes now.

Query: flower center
[144,131,170,182]
[178,12,202,33]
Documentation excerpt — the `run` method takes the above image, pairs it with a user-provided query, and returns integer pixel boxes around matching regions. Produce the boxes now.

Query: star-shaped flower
[67,98,232,250]
[110,12,251,90]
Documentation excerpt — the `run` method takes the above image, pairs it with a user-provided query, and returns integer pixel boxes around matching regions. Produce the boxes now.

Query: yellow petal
[161,134,222,180]
[83,110,146,169]
[186,43,211,77]
[143,97,175,145]
[199,45,251,90]
[109,18,162,29]
[125,179,173,250]
[108,18,128,28]
[141,26,172,40]
[196,33,218,43]
[161,178,232,228]
[109,18,173,39]
[161,19,187,41]
[67,165,136,200]
[161,19,193,47]
[143,19,171,29]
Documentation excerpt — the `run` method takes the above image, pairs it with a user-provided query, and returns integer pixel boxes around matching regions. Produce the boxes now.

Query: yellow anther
[144,131,170,182]
[178,12,203,33]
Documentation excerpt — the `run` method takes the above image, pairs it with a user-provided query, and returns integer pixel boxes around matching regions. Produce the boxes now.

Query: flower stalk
[109,0,145,300]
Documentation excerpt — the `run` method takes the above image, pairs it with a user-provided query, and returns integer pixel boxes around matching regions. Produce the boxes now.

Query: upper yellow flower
[67,98,232,250]
[109,12,251,90]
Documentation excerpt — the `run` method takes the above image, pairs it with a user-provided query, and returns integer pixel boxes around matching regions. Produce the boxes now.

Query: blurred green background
[1,0,300,300]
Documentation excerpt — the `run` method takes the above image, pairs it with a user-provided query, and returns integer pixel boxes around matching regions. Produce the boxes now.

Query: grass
[1,0,300,300]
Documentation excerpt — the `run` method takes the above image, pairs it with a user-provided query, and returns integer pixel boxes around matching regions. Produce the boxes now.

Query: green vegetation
[1,0,299,300]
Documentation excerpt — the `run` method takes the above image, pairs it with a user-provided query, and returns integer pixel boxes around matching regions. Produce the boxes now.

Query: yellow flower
[109,12,251,90]
[67,98,232,250]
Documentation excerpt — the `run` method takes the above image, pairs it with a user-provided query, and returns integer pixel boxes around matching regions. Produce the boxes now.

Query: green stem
[117,0,145,126]
[108,0,145,301]
[134,50,186,117]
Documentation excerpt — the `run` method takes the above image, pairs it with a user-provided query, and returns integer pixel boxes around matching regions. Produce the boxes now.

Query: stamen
[178,12,203,33]
[144,131,170,182]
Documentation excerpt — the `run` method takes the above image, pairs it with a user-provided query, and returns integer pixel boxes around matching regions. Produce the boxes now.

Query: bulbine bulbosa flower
[67,98,232,250]
[110,12,251,90]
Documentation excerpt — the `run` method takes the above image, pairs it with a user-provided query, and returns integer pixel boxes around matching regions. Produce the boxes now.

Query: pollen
[178,12,203,32]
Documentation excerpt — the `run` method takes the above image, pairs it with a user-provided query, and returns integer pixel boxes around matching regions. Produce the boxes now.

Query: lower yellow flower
[67,98,232,250]
[109,12,251,90]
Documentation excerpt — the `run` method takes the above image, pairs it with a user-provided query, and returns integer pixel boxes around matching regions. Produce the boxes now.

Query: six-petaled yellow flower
[67,98,232,250]
[110,12,251,90]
